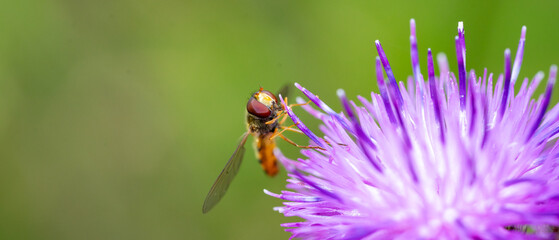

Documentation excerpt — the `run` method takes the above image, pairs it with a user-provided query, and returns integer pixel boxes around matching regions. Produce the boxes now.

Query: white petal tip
[336,89,346,97]
[436,52,447,60]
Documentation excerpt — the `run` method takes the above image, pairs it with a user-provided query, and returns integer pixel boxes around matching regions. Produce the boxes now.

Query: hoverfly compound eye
[247,97,272,118]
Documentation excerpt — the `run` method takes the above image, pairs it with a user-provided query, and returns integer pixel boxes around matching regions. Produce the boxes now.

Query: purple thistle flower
[266,19,559,239]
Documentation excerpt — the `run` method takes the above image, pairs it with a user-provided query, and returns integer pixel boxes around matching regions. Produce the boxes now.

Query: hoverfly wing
[202,132,250,214]
[276,83,291,101]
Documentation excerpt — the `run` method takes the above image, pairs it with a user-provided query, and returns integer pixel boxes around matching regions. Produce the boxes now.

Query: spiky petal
[267,20,559,239]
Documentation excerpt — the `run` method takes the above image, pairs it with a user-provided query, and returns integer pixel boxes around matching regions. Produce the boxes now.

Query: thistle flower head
[266,20,559,239]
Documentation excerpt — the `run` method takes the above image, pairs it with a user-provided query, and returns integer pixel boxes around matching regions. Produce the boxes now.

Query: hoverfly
[202,86,294,214]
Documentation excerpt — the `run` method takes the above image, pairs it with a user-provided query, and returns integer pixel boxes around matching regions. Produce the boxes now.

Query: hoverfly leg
[269,124,299,140]
[265,111,284,125]
[268,97,323,149]
[287,99,312,108]
[265,99,311,126]
[276,133,325,151]
[279,125,303,134]
[278,100,312,125]
[274,126,347,148]
[323,139,348,147]
[277,111,290,125]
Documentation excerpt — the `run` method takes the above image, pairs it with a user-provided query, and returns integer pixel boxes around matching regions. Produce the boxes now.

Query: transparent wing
[277,83,291,101]
[202,132,250,213]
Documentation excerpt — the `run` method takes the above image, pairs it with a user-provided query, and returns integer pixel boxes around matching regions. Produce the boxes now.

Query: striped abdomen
[255,133,278,176]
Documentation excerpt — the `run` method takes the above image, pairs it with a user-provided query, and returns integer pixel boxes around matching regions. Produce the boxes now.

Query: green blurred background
[0,0,558,239]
